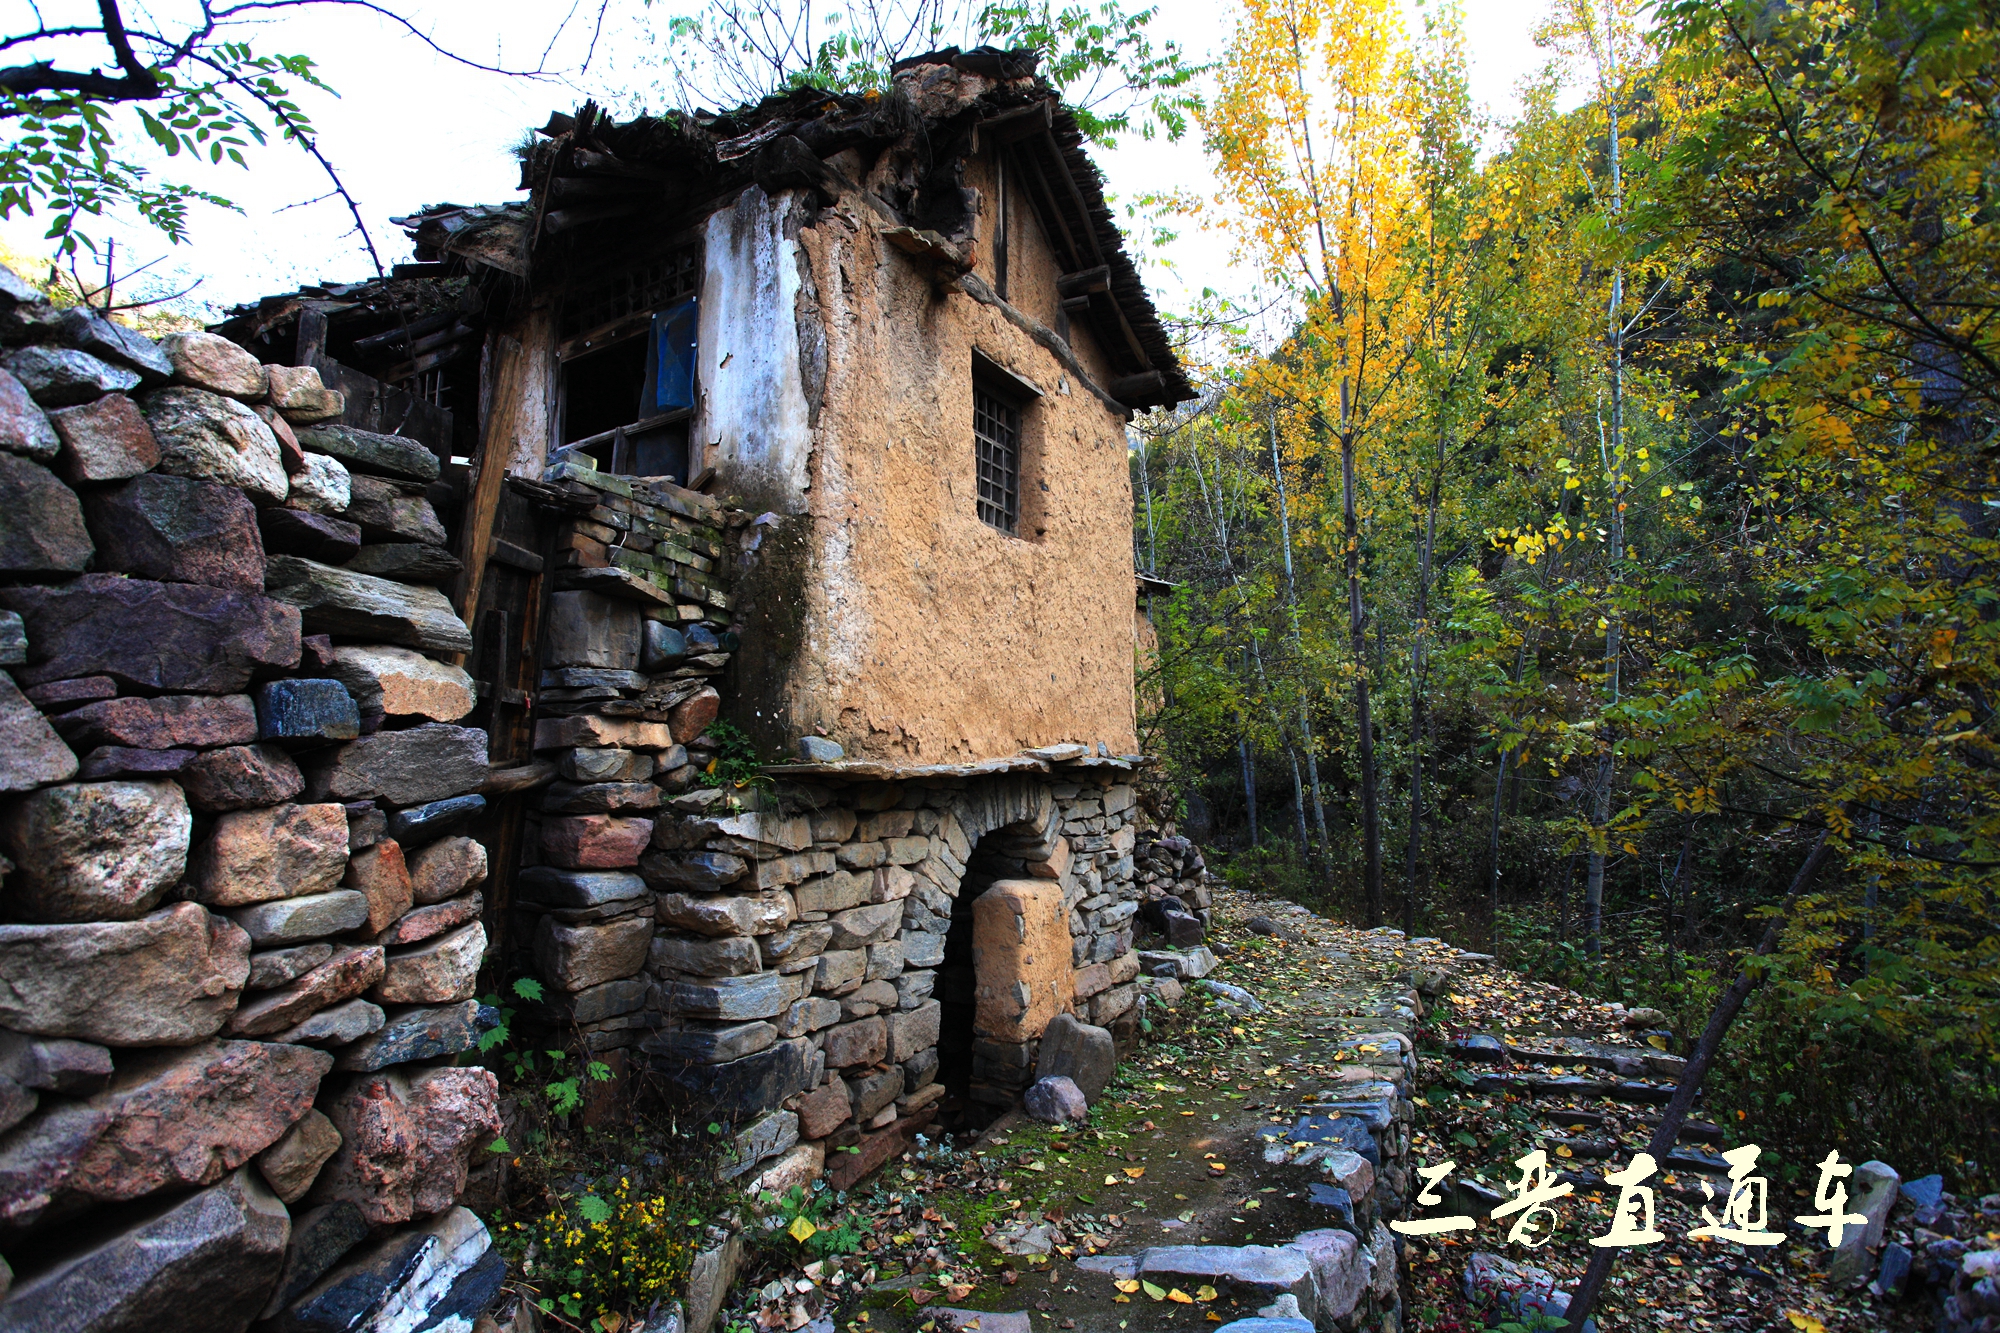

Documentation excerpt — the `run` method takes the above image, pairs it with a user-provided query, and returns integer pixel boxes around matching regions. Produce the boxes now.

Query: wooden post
[455,332,529,633]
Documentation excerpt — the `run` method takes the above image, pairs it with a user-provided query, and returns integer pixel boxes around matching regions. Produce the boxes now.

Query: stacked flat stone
[0,267,504,1332]
[1134,832,1213,916]
[510,470,738,1111]
[542,456,735,630]
[1251,928,1425,1331]
[632,765,1146,1195]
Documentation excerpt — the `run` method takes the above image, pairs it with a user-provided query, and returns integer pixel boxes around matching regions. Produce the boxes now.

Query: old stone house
[223,47,1204,1145]
[0,46,1217,1332]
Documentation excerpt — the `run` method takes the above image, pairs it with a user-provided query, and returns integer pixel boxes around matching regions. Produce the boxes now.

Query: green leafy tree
[0,2,603,264]
[640,0,1204,145]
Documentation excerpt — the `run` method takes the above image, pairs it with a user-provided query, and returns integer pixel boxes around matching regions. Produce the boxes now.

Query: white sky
[0,0,1567,319]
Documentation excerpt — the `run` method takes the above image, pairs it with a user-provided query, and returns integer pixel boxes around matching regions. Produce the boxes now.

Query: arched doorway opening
[932,818,1077,1137]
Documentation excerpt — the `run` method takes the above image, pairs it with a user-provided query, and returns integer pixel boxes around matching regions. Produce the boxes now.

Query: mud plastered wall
[0,269,510,1333]
[723,173,1141,763]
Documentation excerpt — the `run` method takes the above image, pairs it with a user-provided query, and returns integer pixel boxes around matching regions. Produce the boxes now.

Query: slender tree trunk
[1558,851,1578,943]
[1405,414,1445,938]
[1287,745,1310,849]
[1341,383,1382,926]
[1487,642,1528,956]
[1404,732,1422,937]
[1239,739,1259,848]
[1667,815,1693,982]
[1269,410,1330,851]
[1138,439,1158,575]
[1488,745,1508,957]
[1861,811,1880,975]
[1586,63,1628,962]
[1564,826,1842,1333]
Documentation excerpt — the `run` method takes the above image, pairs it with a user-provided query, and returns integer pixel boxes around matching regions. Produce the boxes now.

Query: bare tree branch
[208,0,607,78]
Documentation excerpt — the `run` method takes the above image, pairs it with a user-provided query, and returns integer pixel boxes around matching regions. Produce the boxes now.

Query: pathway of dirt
[725,884,1929,1333]
[729,887,1448,1333]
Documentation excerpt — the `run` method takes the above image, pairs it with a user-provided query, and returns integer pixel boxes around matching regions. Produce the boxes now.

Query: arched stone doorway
[931,811,1077,1134]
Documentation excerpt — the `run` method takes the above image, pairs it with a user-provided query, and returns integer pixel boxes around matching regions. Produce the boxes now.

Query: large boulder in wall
[971,879,1075,1044]
[0,1167,289,1333]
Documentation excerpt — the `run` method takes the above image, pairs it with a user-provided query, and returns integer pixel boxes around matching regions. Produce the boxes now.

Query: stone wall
[511,476,1174,1193]
[504,464,738,1116]
[0,268,507,1331]
[643,762,1156,1190]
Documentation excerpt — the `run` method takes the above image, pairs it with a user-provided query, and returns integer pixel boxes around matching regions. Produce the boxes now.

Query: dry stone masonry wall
[507,468,1191,1207]
[505,464,737,1121]
[520,674,1167,1198]
[0,268,507,1333]
[0,270,1202,1328]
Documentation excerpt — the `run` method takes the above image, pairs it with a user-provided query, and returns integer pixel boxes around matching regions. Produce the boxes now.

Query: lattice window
[974,385,1020,534]
[560,248,701,341]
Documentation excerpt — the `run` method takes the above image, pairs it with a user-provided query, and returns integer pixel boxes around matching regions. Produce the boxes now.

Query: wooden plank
[296,305,330,365]
[454,330,529,630]
[482,760,556,794]
[1056,266,1110,298]
[310,354,453,461]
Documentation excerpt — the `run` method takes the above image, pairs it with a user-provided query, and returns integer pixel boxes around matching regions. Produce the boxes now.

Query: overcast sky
[0,0,1567,319]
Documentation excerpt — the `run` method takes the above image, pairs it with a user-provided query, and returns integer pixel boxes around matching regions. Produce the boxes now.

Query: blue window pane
[651,299,698,414]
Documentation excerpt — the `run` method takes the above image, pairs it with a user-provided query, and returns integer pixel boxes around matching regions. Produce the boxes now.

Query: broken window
[558,249,701,481]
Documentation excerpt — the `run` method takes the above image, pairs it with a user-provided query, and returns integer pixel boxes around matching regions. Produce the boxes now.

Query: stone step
[1534,1107,1724,1145]
[1637,1113,1724,1143]
[1471,1072,1683,1104]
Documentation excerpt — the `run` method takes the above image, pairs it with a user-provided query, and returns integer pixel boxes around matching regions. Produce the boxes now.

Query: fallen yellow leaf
[788,1216,818,1243]
[1209,1162,1227,1173]
[1168,1289,1194,1305]
[1554,1145,1574,1159]
[1195,1286,1219,1303]
[1786,1313,1825,1333]
[1115,1281,1141,1294]
[1124,1167,1146,1178]
[1113,1295,1131,1305]
[1104,1175,1119,1185]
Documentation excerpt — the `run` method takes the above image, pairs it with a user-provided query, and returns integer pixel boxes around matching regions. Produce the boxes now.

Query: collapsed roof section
[402,46,1193,412]
[216,48,1192,414]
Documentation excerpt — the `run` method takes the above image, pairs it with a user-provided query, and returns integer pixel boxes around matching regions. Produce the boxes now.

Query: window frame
[555,243,703,481]
[971,350,1043,537]
[973,382,1021,534]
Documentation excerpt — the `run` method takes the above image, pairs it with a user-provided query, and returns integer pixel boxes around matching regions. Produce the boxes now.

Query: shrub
[499,1175,700,1329]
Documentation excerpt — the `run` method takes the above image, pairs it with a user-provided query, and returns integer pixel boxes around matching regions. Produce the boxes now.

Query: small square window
[974,385,1020,534]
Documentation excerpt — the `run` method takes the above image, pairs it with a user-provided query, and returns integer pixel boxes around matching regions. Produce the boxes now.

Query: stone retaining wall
[0,269,506,1331]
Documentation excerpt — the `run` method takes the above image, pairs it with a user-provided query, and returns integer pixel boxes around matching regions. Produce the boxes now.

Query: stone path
[736,882,1945,1333]
[747,888,1483,1333]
